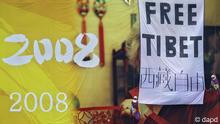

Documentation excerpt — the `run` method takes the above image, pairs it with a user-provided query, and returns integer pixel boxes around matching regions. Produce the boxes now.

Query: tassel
[82,17,87,45]
[99,20,105,66]
[94,1,106,66]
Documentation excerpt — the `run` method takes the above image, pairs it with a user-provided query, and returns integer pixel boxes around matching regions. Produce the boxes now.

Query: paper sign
[138,0,205,104]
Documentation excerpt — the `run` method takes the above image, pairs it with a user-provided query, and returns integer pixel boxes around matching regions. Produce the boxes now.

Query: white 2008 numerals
[9,92,68,112]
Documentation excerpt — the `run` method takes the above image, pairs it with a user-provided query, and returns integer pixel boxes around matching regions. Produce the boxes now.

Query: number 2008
[10,92,68,112]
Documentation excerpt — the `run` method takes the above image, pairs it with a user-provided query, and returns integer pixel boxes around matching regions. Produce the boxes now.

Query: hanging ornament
[211,75,220,92]
[130,13,137,28]
[72,95,80,109]
[123,0,137,28]
[131,96,140,120]
[94,0,107,66]
[124,0,131,5]
[77,0,89,45]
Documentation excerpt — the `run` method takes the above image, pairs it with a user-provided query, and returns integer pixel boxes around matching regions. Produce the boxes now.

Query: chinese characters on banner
[138,0,205,104]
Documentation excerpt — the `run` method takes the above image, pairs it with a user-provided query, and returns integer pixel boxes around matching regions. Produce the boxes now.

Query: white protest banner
[138,0,205,104]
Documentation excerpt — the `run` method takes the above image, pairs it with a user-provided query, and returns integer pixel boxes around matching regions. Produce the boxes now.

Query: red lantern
[94,1,107,66]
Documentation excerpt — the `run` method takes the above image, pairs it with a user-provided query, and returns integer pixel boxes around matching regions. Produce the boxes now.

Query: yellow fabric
[0,1,75,124]
[0,0,134,123]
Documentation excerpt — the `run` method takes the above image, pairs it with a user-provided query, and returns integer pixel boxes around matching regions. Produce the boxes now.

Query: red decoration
[77,0,89,45]
[77,106,121,124]
[94,1,107,66]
